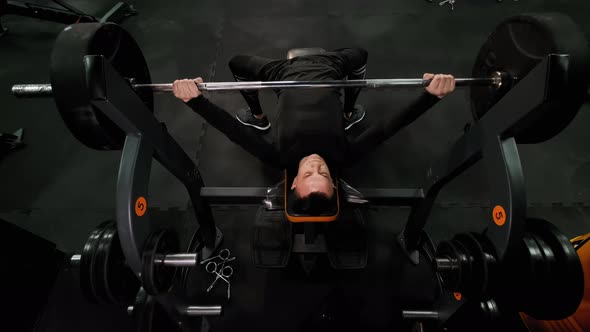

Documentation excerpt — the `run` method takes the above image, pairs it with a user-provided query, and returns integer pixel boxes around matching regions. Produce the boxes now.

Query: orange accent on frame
[135,196,147,217]
[453,292,462,301]
[492,205,506,226]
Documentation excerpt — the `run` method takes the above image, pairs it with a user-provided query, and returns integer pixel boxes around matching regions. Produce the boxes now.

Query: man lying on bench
[173,48,455,213]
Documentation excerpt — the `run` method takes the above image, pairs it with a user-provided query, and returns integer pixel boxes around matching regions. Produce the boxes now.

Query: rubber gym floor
[1,0,589,331]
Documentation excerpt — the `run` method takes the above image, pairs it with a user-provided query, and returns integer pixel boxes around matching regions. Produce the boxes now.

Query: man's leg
[228,55,282,130]
[328,48,368,130]
[330,48,368,114]
[228,55,275,116]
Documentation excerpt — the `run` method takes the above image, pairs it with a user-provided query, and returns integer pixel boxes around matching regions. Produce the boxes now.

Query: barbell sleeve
[11,76,503,98]
[127,305,222,316]
[153,253,197,267]
[12,84,53,97]
[435,257,461,271]
[402,310,440,320]
[71,252,213,268]
[183,305,223,316]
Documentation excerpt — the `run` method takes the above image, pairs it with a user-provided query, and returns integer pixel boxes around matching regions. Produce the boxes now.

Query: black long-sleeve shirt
[186,90,439,170]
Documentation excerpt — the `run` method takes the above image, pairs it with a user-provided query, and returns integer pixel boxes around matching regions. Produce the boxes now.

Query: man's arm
[347,74,454,160]
[174,78,281,169]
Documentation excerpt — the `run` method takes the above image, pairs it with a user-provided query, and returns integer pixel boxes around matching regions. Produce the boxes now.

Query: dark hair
[292,191,335,215]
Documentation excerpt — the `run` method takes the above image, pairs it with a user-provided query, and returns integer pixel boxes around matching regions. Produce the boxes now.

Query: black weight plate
[132,288,149,332]
[79,221,112,303]
[525,232,558,318]
[93,223,140,304]
[50,23,153,150]
[418,231,444,294]
[517,232,552,316]
[525,218,584,319]
[180,228,203,290]
[142,230,179,295]
[479,300,500,321]
[471,233,498,297]
[521,233,547,312]
[531,219,583,318]
[92,222,116,303]
[436,240,463,291]
[454,233,488,299]
[419,231,437,261]
[133,288,157,332]
[452,240,473,296]
[531,233,556,290]
[495,231,543,313]
[471,13,590,143]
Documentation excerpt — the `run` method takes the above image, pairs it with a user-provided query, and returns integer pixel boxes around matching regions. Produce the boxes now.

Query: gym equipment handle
[11,76,502,98]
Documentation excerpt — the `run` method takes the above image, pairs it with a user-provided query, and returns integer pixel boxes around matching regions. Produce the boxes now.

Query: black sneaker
[235,108,271,131]
[344,105,365,131]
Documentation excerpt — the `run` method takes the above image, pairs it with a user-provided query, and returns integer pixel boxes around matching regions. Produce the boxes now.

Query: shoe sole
[235,114,271,130]
[344,111,365,131]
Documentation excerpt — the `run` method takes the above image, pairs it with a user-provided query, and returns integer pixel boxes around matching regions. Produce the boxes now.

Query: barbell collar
[70,254,81,266]
[435,257,460,271]
[153,253,197,267]
[11,76,503,97]
[183,305,223,316]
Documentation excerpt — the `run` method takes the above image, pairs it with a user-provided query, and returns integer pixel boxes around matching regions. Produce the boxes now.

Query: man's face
[291,154,334,198]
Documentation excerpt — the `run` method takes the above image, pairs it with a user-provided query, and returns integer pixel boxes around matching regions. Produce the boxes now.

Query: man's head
[291,154,335,199]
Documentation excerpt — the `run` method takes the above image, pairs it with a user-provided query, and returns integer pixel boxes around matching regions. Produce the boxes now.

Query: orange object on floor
[520,233,590,332]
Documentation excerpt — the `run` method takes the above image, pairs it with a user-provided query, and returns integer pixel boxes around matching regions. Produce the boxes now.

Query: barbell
[11,74,504,97]
[9,13,590,150]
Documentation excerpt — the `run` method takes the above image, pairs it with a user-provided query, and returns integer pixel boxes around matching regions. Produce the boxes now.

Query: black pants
[228,48,368,115]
